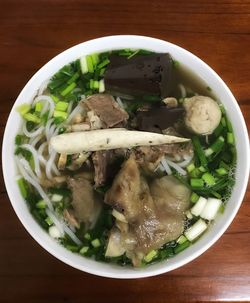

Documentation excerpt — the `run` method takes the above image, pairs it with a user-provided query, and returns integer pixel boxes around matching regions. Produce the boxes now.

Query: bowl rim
[2,35,250,279]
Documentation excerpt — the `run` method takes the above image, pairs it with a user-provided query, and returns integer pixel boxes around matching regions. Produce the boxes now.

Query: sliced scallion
[190,192,199,203]
[99,79,105,93]
[190,178,204,188]
[51,94,60,103]
[144,250,158,262]
[184,219,208,241]
[36,200,46,209]
[227,132,234,145]
[205,136,224,157]
[86,55,94,73]
[79,246,89,255]
[202,172,215,186]
[192,137,207,167]
[60,82,77,97]
[97,58,110,69]
[17,178,28,199]
[55,101,68,112]
[174,241,191,254]
[80,56,88,74]
[91,238,101,248]
[186,163,195,173]
[23,113,41,124]
[216,167,228,176]
[53,110,68,120]
[16,103,31,116]
[35,102,43,113]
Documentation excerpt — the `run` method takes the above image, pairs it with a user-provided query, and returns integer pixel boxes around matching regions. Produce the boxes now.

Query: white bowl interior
[2,35,249,279]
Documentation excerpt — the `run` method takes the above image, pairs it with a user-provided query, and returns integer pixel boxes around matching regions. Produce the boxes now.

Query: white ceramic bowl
[2,35,249,279]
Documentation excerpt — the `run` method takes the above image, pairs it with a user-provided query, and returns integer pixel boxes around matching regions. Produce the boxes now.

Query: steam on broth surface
[15,49,236,267]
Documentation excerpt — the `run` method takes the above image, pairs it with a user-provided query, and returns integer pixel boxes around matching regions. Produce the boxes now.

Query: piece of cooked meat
[135,141,193,173]
[92,149,127,187]
[85,94,129,128]
[63,209,80,228]
[105,156,189,266]
[104,53,173,98]
[136,106,184,133]
[183,95,221,135]
[150,175,191,215]
[105,156,142,221]
[67,173,101,226]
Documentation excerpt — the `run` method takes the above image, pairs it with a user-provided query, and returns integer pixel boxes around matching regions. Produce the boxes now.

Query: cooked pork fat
[105,156,190,266]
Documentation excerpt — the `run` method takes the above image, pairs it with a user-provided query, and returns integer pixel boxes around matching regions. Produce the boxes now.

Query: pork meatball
[183,96,221,135]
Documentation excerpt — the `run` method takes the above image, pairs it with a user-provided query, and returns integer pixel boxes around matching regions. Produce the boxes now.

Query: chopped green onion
[84,233,91,240]
[177,235,188,245]
[190,168,201,178]
[186,163,195,173]
[89,79,99,90]
[55,101,68,112]
[51,194,63,202]
[53,110,68,120]
[97,58,110,69]
[174,241,191,254]
[51,94,60,103]
[202,172,215,186]
[227,132,234,145]
[214,123,224,137]
[89,79,94,89]
[219,203,225,213]
[91,238,101,248]
[200,198,222,220]
[144,250,158,262]
[216,167,228,176]
[191,196,207,216]
[80,56,88,74]
[60,82,77,97]
[16,103,31,116]
[45,216,53,226]
[58,127,66,134]
[66,245,79,252]
[211,191,222,199]
[36,200,46,209]
[219,161,230,170]
[17,178,28,198]
[190,178,204,188]
[220,104,226,115]
[192,137,207,167]
[185,219,207,241]
[79,246,89,255]
[221,117,226,127]
[23,113,41,124]
[127,49,140,59]
[54,116,65,125]
[67,72,80,84]
[190,192,199,203]
[99,79,105,93]
[15,134,26,146]
[185,210,193,219]
[86,55,94,73]
[49,226,61,239]
[198,166,206,172]
[91,53,99,66]
[35,102,43,113]
[226,117,233,132]
[99,68,106,76]
[205,136,225,156]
